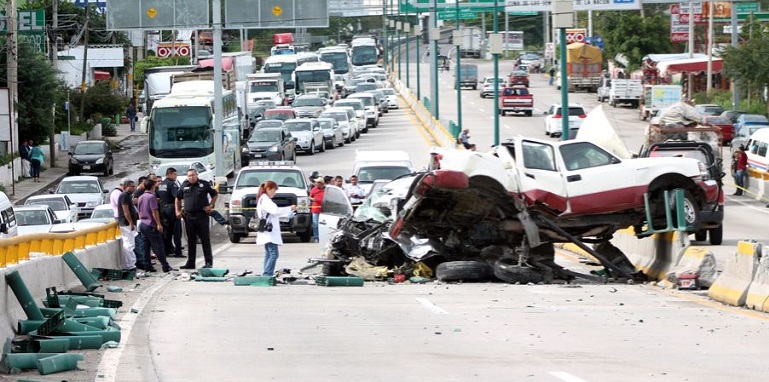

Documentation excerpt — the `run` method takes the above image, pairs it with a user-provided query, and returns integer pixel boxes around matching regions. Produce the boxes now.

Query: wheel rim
[682,198,697,224]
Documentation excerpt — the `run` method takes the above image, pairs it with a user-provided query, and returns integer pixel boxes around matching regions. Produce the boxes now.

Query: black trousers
[184,214,212,266]
[139,224,170,270]
[162,214,182,257]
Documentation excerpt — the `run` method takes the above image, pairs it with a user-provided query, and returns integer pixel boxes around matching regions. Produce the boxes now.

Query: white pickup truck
[597,78,643,108]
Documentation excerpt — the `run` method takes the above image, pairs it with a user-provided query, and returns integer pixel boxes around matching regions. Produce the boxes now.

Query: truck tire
[672,189,701,232]
[709,225,723,245]
[473,85,477,90]
[435,261,490,282]
[298,231,312,243]
[493,258,545,284]
[228,230,244,244]
[694,230,707,242]
[634,100,640,109]
[525,111,532,117]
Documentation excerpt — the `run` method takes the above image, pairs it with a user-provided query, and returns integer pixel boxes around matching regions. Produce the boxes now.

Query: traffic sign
[0,10,45,34]
[505,0,640,12]
[437,9,477,20]
[736,2,760,13]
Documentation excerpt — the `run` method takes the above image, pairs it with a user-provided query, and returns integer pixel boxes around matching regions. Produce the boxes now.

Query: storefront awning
[658,57,723,74]
[94,70,111,81]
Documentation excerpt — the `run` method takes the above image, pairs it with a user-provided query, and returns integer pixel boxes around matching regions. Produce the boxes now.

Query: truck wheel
[671,189,700,232]
[694,230,707,242]
[298,231,312,243]
[436,261,490,282]
[525,111,532,117]
[709,225,723,245]
[493,258,545,284]
[228,230,244,244]
[634,100,640,109]
[473,85,477,90]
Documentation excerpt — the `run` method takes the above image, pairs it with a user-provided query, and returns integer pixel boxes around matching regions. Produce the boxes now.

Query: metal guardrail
[0,222,121,268]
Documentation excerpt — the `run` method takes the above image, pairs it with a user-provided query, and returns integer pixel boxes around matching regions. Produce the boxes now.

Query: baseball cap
[313,175,325,183]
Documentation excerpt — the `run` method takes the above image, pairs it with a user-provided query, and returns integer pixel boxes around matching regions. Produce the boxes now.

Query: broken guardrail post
[61,252,101,292]
[316,276,365,287]
[5,270,45,320]
[36,353,84,375]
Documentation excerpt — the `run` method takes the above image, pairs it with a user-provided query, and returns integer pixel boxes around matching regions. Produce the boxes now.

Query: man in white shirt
[110,179,128,219]
[345,175,366,206]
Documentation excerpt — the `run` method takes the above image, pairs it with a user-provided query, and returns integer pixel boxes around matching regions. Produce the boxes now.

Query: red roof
[659,58,723,74]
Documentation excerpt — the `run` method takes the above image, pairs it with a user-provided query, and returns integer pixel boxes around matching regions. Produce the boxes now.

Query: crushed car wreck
[313,110,720,284]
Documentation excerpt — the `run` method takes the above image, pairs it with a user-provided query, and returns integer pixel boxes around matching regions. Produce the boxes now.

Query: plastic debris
[106,286,123,293]
[100,341,119,349]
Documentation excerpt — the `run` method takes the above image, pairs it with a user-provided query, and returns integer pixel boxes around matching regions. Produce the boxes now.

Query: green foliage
[693,90,767,115]
[69,82,126,123]
[70,120,94,136]
[133,56,192,87]
[594,12,671,71]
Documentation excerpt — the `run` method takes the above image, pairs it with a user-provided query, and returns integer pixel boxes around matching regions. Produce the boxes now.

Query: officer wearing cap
[157,167,183,258]
[175,168,218,269]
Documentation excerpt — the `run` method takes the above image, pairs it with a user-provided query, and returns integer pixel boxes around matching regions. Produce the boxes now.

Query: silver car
[317,117,345,149]
[283,119,325,155]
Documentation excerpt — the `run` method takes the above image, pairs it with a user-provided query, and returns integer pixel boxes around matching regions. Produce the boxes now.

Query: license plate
[252,154,262,158]
[82,165,91,170]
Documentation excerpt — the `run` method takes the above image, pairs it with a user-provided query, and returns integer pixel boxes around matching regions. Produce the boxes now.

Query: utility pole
[553,0,573,141]
[212,0,225,178]
[6,0,17,193]
[50,0,58,165]
[78,5,90,122]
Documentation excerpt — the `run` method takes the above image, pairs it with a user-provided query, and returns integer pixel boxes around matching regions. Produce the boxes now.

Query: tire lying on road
[435,261,491,282]
[493,257,545,284]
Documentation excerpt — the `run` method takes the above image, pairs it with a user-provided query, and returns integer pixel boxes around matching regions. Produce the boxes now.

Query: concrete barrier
[391,78,454,148]
[708,240,761,307]
[665,246,718,288]
[0,239,122,345]
[746,244,769,313]
[611,228,689,281]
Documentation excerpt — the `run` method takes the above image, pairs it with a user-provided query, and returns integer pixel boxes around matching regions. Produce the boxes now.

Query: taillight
[578,114,587,118]
[553,114,562,119]
[718,189,725,205]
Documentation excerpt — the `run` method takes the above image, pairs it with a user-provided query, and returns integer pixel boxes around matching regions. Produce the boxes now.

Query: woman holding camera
[255,180,297,276]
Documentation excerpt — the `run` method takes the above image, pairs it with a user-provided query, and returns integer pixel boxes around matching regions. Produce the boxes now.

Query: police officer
[157,167,183,258]
[175,168,218,269]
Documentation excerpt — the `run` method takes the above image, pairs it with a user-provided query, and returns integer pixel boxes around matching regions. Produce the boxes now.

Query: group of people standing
[19,140,45,182]
[308,173,367,243]
[110,167,223,273]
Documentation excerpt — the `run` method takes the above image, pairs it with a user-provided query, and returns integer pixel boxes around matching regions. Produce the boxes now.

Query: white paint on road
[549,371,588,382]
[505,124,511,130]
[416,297,449,314]
[479,108,485,112]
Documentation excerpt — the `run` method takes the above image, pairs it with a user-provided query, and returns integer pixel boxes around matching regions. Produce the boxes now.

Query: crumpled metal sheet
[344,258,389,281]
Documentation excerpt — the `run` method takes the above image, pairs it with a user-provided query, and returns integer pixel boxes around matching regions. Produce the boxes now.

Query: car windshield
[293,98,323,107]
[557,107,586,116]
[356,166,412,183]
[318,120,334,129]
[254,100,276,108]
[256,120,283,129]
[250,130,281,142]
[57,180,101,194]
[336,102,362,111]
[744,115,769,123]
[321,112,346,122]
[236,170,306,188]
[353,176,416,222]
[510,71,527,77]
[26,198,67,211]
[16,210,51,226]
[705,116,731,125]
[382,88,395,96]
[356,84,378,92]
[264,112,293,121]
[648,148,708,164]
[350,97,373,107]
[284,122,311,132]
[74,143,104,155]
[91,208,113,219]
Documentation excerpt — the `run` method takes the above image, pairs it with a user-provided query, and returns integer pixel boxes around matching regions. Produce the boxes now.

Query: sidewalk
[9,122,144,204]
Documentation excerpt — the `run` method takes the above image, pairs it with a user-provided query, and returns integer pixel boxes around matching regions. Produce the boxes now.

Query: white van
[352,150,415,195]
[0,192,18,238]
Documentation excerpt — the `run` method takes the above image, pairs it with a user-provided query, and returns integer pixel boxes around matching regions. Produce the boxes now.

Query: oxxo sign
[156,43,191,58]
[565,28,587,44]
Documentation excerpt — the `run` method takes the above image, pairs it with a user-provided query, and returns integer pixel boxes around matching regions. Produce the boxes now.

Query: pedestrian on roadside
[733,145,748,196]
[255,180,297,276]
[127,100,138,132]
[458,129,475,150]
[309,176,326,243]
[116,179,139,270]
[19,140,30,178]
[324,175,333,185]
[132,175,148,263]
[333,175,344,188]
[110,179,126,220]
[29,141,44,182]
[346,175,366,207]
[157,167,184,258]
[549,66,556,86]
[175,168,218,269]
[137,178,176,273]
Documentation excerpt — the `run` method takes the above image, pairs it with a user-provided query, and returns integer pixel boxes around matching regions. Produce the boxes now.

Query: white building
[56,45,125,90]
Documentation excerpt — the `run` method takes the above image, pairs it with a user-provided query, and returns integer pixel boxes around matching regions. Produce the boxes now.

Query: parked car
[507,70,530,87]
[283,119,325,155]
[733,113,769,134]
[79,204,115,224]
[479,76,507,98]
[14,205,61,235]
[721,110,745,124]
[702,115,735,144]
[544,103,587,138]
[694,104,725,116]
[244,127,297,161]
[52,176,108,219]
[25,195,79,223]
[731,126,769,154]
[154,161,215,184]
[317,117,345,149]
[68,140,113,176]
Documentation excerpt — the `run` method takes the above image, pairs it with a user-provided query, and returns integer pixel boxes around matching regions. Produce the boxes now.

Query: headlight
[296,196,310,213]
[95,158,104,164]
[269,146,278,152]
[70,158,79,164]
[86,201,98,207]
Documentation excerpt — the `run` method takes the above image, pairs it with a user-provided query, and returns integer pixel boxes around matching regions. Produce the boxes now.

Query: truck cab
[498,86,533,117]
[246,73,286,116]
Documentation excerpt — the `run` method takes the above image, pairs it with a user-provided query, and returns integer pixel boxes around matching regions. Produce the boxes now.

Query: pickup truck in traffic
[597,78,643,108]
[498,86,533,117]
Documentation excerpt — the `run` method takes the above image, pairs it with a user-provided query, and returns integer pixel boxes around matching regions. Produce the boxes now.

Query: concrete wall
[0,239,122,343]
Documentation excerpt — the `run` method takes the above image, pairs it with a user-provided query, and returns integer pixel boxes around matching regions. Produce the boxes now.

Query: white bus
[319,47,350,75]
[147,80,240,176]
[350,37,379,76]
[262,55,298,98]
[293,62,335,96]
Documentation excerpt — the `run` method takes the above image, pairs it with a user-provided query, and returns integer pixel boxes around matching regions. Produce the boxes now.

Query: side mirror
[103,189,109,193]
[67,152,73,156]
[313,127,321,132]
[293,137,298,141]
[49,190,55,194]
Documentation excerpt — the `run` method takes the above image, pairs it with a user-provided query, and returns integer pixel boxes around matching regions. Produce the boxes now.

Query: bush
[693,90,767,115]
[101,118,117,137]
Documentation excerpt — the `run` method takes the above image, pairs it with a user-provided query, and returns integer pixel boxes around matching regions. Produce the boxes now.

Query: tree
[0,40,62,144]
[594,11,671,71]
[720,19,769,113]
[133,56,192,88]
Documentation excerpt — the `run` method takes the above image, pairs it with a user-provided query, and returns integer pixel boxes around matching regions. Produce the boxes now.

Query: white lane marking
[504,124,511,130]
[95,243,234,381]
[479,108,485,112]
[549,371,589,382]
[416,297,449,314]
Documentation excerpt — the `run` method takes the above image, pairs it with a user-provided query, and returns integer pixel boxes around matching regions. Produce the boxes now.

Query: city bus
[319,47,350,75]
[350,37,379,76]
[262,54,298,98]
[147,80,240,176]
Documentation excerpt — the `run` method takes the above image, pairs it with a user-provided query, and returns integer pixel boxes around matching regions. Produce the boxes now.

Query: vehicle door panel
[318,186,353,245]
[515,140,568,213]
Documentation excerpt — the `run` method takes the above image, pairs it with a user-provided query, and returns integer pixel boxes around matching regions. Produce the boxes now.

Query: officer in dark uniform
[175,168,218,269]
[157,167,183,258]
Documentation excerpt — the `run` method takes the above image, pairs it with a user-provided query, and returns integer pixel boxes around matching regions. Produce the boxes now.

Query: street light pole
[454,2,462,134]
[382,0,388,68]
[416,22,421,100]
[492,0,500,145]
[553,0,573,141]
[406,18,411,88]
[397,16,402,79]
[431,0,439,119]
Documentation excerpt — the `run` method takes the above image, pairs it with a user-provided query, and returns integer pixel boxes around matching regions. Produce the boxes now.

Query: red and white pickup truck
[498,86,533,117]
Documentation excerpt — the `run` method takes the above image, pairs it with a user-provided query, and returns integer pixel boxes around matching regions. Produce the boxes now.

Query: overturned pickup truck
[317,136,720,283]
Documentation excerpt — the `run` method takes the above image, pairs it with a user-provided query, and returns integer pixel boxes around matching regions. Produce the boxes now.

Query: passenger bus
[293,62,335,96]
[262,55,298,98]
[319,47,350,75]
[147,81,240,176]
[350,37,379,76]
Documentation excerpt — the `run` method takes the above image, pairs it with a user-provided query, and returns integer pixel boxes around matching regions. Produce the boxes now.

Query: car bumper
[229,213,312,234]
[501,105,532,112]
[700,204,724,226]
[70,163,108,173]
[249,152,282,161]
[387,100,399,108]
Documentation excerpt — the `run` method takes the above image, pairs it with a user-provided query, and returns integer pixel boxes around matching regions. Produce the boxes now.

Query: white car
[25,195,79,223]
[14,205,61,235]
[53,176,108,219]
[381,88,399,109]
[79,203,115,224]
[479,76,507,98]
[284,119,325,155]
[154,161,214,184]
[346,93,380,129]
[544,103,587,138]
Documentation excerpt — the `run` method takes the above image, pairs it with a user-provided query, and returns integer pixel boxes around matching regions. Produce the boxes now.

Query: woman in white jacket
[255,180,297,276]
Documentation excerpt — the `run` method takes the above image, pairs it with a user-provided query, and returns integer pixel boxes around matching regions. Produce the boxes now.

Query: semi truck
[461,27,482,58]
[555,43,602,93]
[142,65,197,112]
